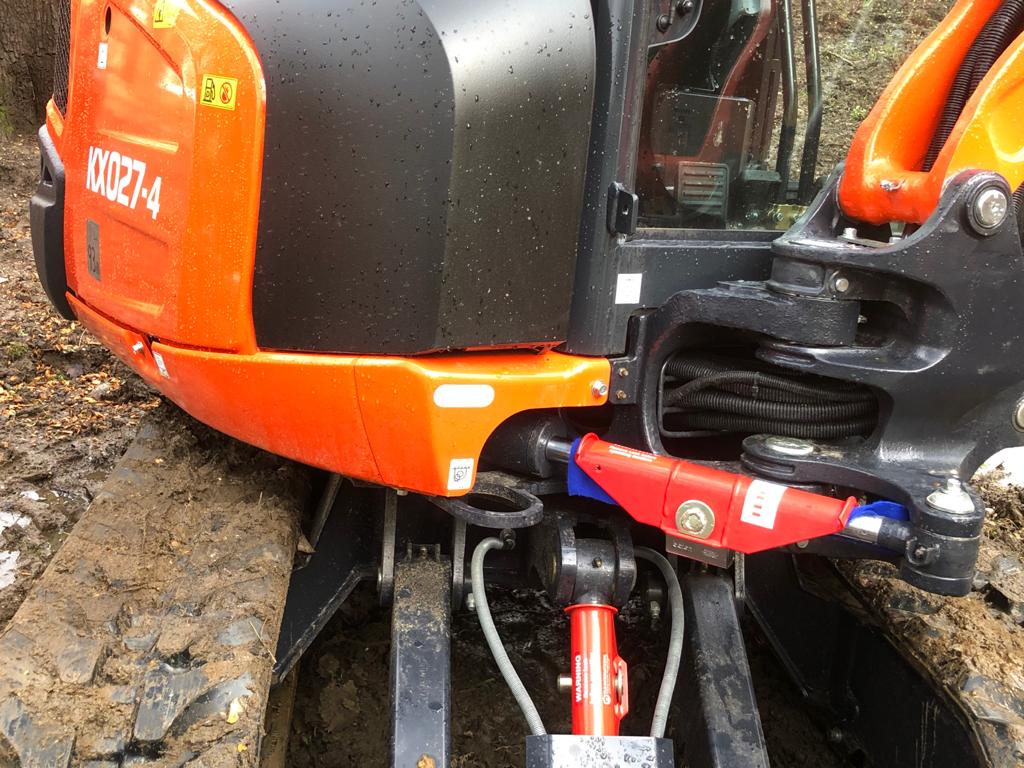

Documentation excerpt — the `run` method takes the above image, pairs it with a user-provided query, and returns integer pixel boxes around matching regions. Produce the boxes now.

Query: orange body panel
[55,0,612,496]
[839,0,1024,225]
[60,0,265,352]
[69,295,610,496]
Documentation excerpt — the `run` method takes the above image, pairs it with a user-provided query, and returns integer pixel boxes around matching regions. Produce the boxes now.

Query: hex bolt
[675,500,715,539]
[465,592,476,612]
[591,380,609,399]
[131,341,145,354]
[841,226,858,240]
[617,367,630,377]
[830,273,851,294]
[615,389,628,401]
[971,187,1008,232]
[764,435,815,457]
[557,674,573,693]
[925,477,975,515]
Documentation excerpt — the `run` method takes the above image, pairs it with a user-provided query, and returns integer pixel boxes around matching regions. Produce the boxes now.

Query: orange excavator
[20,0,1024,764]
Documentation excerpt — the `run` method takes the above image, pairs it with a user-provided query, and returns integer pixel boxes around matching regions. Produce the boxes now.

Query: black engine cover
[225,0,596,354]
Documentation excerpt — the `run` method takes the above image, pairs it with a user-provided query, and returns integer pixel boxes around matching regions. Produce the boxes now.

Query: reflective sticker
[447,458,474,491]
[152,350,169,379]
[200,74,238,111]
[608,444,656,463]
[433,384,495,409]
[152,0,180,28]
[740,479,787,530]
[97,42,108,70]
[614,273,642,304]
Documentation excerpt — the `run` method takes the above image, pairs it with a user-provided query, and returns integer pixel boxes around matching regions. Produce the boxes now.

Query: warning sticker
[447,458,475,491]
[152,0,180,28]
[199,74,238,111]
[740,479,787,530]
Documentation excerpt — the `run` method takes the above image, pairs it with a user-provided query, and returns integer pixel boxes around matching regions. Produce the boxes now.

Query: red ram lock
[573,433,858,553]
[566,603,629,735]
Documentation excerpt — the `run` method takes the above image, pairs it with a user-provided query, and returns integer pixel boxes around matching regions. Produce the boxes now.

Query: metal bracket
[390,551,452,768]
[607,182,639,235]
[677,573,769,768]
[273,485,378,683]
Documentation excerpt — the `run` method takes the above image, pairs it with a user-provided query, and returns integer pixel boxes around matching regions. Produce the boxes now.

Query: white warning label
[740,479,787,530]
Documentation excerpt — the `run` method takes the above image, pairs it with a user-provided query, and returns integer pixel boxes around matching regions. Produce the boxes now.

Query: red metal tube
[565,603,629,735]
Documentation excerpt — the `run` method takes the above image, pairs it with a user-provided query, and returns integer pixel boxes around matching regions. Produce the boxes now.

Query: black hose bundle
[924,0,1024,171]
[661,354,877,439]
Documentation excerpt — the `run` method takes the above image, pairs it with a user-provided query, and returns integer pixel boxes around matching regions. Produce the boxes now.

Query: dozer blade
[0,405,306,766]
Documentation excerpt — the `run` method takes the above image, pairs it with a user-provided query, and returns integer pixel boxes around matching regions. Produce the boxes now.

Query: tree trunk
[0,0,61,131]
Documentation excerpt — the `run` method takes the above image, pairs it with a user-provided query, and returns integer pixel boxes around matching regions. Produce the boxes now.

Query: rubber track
[0,406,305,766]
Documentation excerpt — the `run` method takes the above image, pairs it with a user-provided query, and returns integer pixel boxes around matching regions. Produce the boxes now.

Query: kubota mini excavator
[17,0,1024,764]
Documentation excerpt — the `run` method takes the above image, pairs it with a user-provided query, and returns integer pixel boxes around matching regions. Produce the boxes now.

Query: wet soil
[0,133,158,625]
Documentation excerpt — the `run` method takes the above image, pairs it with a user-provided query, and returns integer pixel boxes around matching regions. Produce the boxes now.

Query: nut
[925,477,975,515]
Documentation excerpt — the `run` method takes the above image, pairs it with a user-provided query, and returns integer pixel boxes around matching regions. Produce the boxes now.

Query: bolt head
[557,674,573,693]
[1015,399,1024,431]
[764,436,815,457]
[656,13,671,31]
[972,187,1008,231]
[591,380,609,399]
[831,275,851,293]
[841,226,859,240]
[675,500,715,539]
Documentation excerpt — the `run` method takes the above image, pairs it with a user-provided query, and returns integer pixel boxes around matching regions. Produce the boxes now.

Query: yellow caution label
[199,74,238,111]
[152,0,179,28]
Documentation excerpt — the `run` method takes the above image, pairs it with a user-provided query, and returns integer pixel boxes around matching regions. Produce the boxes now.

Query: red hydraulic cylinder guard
[566,603,629,735]
[573,433,858,553]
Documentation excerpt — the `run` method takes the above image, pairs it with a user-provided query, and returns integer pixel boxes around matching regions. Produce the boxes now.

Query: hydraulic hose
[471,537,546,736]
[635,547,685,739]
[661,355,878,439]
[677,412,876,438]
[675,389,876,423]
[925,0,1024,170]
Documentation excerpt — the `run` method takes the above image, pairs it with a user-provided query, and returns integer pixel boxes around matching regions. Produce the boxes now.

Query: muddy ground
[4,0,1023,765]
[0,133,158,627]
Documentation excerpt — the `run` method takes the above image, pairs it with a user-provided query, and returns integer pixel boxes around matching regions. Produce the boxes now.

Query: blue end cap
[566,437,618,506]
[848,500,909,521]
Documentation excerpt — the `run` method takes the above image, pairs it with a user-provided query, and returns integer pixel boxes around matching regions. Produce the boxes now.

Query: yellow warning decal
[152,0,179,28]
[199,74,238,111]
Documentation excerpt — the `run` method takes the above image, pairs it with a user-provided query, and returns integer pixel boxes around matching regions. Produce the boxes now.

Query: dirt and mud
[0,133,159,626]
[0,406,305,765]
